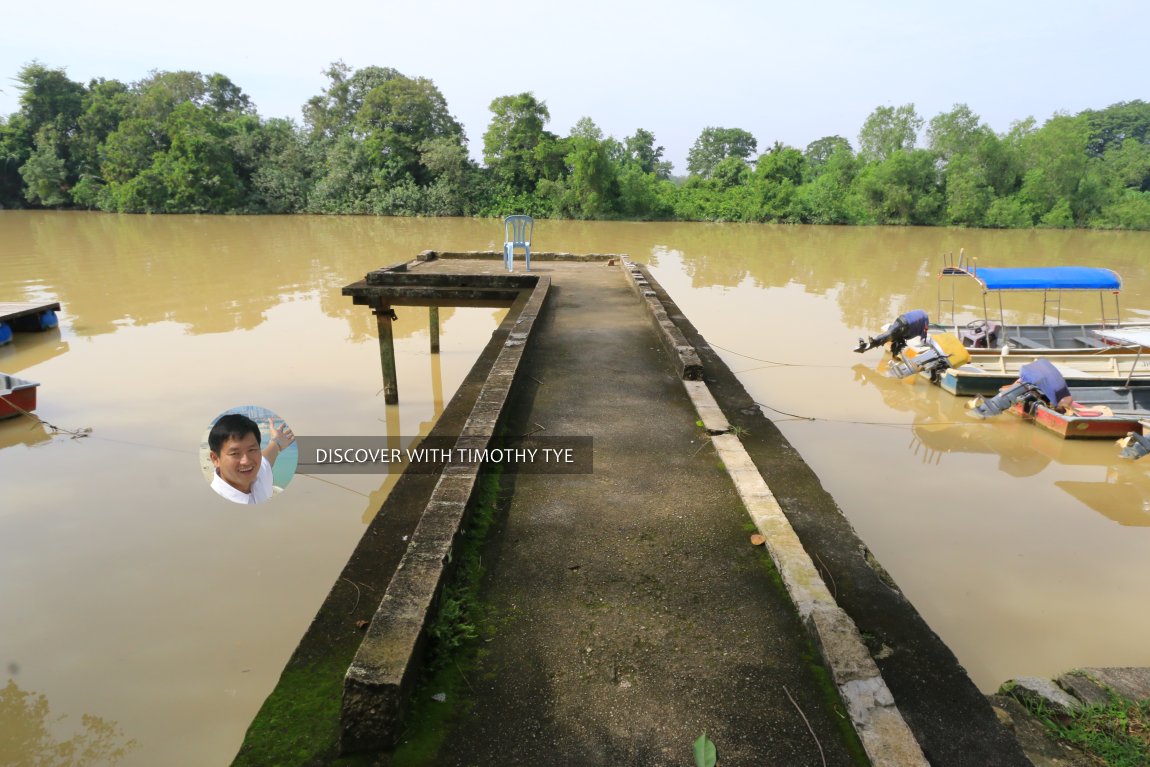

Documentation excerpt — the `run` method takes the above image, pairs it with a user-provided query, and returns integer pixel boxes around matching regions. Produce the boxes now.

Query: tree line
[3,61,1150,229]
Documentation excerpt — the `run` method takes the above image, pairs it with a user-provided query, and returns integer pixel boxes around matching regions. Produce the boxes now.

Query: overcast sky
[2,0,1146,173]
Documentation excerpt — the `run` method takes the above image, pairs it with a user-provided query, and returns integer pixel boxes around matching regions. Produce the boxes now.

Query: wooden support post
[430,348,444,417]
[429,306,440,354]
[375,306,398,404]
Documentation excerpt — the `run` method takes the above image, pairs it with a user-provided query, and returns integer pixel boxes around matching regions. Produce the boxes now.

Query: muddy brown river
[2,212,1149,765]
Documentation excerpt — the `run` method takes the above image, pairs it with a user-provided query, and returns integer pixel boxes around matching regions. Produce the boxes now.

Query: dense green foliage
[4,60,1150,229]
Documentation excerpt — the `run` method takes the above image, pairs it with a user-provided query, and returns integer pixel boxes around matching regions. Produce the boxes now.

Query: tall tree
[11,63,87,205]
[623,128,672,178]
[19,127,69,205]
[855,148,942,224]
[1081,100,1150,157]
[927,103,988,165]
[686,127,757,178]
[354,74,464,186]
[303,62,403,139]
[14,62,86,139]
[804,135,852,176]
[1017,113,1092,224]
[483,92,555,191]
[858,104,922,163]
[560,117,618,218]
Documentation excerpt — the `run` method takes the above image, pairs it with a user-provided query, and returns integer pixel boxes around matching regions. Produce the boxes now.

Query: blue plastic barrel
[0,323,11,346]
[38,310,59,330]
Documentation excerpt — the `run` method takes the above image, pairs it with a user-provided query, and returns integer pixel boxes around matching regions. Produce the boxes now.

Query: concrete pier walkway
[425,260,865,764]
[235,254,1030,766]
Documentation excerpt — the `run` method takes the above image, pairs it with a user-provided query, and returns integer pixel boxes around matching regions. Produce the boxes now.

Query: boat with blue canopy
[932,249,1145,352]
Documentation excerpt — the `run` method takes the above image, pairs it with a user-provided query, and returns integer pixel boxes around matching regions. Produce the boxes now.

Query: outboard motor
[1018,359,1071,410]
[1119,432,1150,460]
[888,331,971,381]
[970,381,1034,419]
[969,359,1070,419]
[855,309,930,357]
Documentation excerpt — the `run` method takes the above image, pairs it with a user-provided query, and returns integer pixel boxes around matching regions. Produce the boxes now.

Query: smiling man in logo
[208,413,294,504]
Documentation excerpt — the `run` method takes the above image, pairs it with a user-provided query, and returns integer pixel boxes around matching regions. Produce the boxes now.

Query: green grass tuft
[1030,693,1150,767]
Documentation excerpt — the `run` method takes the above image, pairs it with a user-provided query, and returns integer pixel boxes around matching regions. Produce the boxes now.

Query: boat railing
[938,248,987,328]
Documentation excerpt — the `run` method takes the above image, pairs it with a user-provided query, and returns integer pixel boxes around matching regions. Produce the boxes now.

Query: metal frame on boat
[937,248,1122,330]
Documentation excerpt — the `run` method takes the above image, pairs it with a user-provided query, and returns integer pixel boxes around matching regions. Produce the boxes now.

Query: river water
[1,213,1149,765]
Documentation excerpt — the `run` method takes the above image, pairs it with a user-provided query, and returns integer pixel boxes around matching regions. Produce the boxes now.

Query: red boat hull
[1009,401,1144,439]
[0,376,38,419]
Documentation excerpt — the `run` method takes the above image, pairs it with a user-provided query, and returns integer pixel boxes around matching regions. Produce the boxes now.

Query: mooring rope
[0,393,92,439]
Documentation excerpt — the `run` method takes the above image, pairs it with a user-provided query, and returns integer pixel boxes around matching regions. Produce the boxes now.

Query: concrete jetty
[234,253,1030,766]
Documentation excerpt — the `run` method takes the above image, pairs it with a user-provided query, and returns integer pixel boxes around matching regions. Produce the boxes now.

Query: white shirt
[211,456,274,504]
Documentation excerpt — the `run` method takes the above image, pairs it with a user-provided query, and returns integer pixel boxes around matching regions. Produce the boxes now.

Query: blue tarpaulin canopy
[965,266,1121,292]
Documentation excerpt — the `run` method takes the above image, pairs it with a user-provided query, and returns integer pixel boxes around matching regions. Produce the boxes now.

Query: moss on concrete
[388,468,503,765]
[232,467,503,766]
[757,551,871,766]
[232,653,360,767]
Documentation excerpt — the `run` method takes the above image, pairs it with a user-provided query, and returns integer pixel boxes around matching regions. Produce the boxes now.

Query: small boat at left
[0,373,40,419]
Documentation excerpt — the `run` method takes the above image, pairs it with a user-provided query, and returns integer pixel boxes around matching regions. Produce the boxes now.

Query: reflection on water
[0,679,137,766]
[3,212,1150,764]
[0,328,68,374]
[852,361,1150,524]
[0,416,53,450]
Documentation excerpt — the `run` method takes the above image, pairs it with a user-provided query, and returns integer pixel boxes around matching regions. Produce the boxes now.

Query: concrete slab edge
[421,249,621,262]
[339,272,551,753]
[617,257,703,380]
[627,265,929,766]
[1000,666,1150,712]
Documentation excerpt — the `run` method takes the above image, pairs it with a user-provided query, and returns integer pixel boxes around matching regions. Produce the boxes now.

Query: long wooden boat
[0,373,39,419]
[1063,383,1150,415]
[940,352,1150,396]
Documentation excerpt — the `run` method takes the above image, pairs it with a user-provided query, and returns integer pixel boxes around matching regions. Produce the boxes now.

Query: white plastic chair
[503,215,533,272]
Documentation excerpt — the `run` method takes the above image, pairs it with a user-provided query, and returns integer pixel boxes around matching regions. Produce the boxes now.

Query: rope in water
[702,340,990,429]
[0,393,91,439]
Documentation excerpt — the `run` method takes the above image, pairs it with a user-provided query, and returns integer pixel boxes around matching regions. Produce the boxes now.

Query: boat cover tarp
[1019,359,1071,405]
[898,309,930,340]
[965,266,1121,292]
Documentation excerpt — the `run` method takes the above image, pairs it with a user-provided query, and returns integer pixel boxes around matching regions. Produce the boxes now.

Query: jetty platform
[0,300,60,341]
[234,253,1029,766]
[0,301,60,323]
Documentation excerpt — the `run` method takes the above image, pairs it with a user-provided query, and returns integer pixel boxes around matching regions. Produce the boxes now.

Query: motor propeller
[1119,432,1150,460]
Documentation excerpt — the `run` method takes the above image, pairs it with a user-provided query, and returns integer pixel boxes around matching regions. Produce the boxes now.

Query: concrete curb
[619,260,929,767]
[339,268,550,753]
[619,257,703,380]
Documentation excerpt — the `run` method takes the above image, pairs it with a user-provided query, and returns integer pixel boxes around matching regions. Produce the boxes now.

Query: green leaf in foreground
[693,731,717,767]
